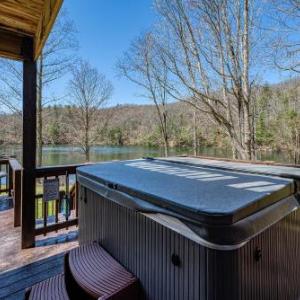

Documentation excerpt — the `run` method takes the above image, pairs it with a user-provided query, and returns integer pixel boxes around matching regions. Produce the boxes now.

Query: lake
[0,144,296,166]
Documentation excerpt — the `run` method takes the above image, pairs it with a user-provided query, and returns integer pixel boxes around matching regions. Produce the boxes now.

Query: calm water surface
[0,144,296,166]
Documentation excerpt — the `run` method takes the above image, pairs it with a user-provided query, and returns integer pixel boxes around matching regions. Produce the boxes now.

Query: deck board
[0,208,78,299]
[0,254,64,299]
[0,208,78,273]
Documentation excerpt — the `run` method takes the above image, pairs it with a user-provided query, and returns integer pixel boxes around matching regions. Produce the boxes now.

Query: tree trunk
[37,54,43,167]
[193,109,197,156]
[243,104,252,160]
[242,0,252,160]
[162,110,169,157]
[231,146,238,160]
[228,129,248,160]
[163,136,169,157]
[85,109,90,162]
[84,130,90,161]
[85,145,90,161]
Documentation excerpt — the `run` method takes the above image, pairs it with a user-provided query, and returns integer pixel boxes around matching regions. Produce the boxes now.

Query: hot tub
[77,157,300,300]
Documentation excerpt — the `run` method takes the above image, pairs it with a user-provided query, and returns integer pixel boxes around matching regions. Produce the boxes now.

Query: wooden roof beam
[35,0,63,60]
[0,2,41,21]
[0,29,23,60]
[0,14,37,36]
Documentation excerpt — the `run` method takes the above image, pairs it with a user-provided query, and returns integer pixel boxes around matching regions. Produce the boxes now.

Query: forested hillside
[0,79,299,161]
[0,0,299,163]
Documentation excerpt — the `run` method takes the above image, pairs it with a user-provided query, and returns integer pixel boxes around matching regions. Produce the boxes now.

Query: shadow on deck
[0,253,65,300]
[0,208,78,299]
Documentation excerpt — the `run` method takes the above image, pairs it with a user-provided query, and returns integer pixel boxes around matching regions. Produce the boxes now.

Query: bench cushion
[68,243,138,299]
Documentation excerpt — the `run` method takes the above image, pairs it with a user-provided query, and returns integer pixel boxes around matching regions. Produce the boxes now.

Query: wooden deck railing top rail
[9,158,23,172]
[35,163,88,178]
[0,158,23,171]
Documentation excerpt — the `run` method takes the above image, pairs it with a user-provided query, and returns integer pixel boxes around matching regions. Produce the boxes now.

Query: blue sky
[48,0,294,107]
[53,0,157,106]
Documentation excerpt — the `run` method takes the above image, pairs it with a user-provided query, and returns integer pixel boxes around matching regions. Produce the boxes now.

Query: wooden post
[75,180,79,219]
[13,168,22,227]
[21,37,37,249]
[8,164,13,196]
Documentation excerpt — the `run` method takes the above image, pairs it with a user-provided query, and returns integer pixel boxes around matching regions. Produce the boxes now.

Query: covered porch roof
[0,0,63,61]
[0,0,64,249]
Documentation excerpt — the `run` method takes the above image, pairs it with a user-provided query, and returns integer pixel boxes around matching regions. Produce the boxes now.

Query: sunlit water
[0,144,296,166]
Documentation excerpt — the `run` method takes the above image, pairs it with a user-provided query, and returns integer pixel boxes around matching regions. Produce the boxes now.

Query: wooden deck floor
[0,253,65,299]
[0,208,78,299]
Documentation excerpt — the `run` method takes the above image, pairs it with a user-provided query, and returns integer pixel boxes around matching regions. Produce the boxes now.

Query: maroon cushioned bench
[25,243,139,300]
[65,242,139,300]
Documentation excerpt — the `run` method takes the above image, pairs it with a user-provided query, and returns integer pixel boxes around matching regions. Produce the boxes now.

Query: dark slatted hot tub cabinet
[77,157,300,300]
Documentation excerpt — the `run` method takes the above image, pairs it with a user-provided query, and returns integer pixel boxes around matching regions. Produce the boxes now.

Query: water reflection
[0,144,296,166]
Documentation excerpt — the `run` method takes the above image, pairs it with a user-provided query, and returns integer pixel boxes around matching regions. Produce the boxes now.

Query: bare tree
[0,9,78,166]
[68,61,113,161]
[36,9,78,166]
[271,0,300,74]
[0,62,23,116]
[118,33,172,157]
[151,0,259,160]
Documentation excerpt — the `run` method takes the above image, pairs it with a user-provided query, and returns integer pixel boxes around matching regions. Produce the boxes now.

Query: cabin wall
[78,185,300,300]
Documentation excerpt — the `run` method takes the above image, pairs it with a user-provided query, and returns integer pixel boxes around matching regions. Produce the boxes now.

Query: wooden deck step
[66,243,139,300]
[25,273,69,300]
[25,243,139,299]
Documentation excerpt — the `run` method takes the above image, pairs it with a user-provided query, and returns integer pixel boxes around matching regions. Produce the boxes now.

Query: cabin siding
[78,186,300,300]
